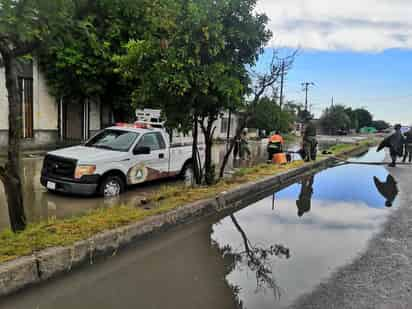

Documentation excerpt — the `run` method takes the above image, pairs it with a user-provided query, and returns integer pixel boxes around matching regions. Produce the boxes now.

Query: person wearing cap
[267,130,285,161]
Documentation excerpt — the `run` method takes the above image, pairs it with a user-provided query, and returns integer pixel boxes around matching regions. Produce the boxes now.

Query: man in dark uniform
[302,121,318,162]
[388,124,404,167]
[403,129,412,163]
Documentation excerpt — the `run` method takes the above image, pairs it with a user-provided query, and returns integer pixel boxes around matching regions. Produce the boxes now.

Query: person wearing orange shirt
[267,131,284,161]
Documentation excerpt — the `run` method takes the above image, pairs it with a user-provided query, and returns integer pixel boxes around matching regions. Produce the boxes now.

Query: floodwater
[0,140,281,231]
[0,148,398,309]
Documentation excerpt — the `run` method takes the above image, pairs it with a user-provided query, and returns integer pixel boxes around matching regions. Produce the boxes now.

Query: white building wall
[89,99,101,131]
[0,67,8,130]
[214,112,238,140]
[33,59,58,131]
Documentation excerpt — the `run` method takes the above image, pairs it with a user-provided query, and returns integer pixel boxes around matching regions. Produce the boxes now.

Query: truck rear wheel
[99,175,125,197]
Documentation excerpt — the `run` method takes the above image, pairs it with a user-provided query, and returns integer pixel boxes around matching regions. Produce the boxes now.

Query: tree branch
[0,37,11,57]
[0,165,6,183]
[12,41,40,57]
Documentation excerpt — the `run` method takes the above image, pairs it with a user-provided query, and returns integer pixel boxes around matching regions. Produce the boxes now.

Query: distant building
[0,59,112,148]
[136,108,162,124]
[215,111,239,140]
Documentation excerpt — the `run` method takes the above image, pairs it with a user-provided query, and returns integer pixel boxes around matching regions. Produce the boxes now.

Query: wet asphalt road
[289,155,412,309]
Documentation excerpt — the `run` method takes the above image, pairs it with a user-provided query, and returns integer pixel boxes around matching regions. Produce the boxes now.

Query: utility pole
[279,60,285,109]
[331,96,334,107]
[301,82,315,111]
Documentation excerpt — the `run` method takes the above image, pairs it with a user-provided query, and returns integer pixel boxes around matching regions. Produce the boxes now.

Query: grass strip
[326,139,377,156]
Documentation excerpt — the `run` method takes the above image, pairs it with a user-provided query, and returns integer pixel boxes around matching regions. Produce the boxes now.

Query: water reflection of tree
[219,214,290,300]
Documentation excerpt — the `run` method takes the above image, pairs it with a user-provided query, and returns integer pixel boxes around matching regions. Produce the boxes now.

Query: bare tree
[219,50,297,178]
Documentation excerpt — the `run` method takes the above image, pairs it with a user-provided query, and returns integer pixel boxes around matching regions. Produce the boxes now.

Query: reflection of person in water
[373,175,399,208]
[296,175,315,217]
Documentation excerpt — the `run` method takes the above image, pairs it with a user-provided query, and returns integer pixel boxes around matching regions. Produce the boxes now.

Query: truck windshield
[86,130,140,152]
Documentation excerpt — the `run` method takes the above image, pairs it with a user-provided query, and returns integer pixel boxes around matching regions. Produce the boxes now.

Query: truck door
[128,132,169,184]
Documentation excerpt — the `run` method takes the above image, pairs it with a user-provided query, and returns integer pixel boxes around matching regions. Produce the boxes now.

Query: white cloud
[257,0,412,52]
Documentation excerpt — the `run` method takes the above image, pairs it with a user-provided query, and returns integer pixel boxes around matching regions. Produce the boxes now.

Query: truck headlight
[75,165,96,179]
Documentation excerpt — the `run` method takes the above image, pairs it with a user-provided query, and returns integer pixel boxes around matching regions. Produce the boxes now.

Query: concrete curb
[0,145,369,297]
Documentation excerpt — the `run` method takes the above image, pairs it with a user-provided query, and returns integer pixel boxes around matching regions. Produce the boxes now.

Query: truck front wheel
[180,163,195,186]
[99,175,125,197]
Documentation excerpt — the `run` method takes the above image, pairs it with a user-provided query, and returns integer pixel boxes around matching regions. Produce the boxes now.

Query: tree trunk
[219,112,251,179]
[0,54,26,232]
[191,113,202,185]
[202,118,215,185]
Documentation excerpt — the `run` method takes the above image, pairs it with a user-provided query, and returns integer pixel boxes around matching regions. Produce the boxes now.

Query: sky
[255,0,412,125]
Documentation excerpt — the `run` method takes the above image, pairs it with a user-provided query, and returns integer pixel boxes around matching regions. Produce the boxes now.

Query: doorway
[19,78,34,139]
[60,100,90,141]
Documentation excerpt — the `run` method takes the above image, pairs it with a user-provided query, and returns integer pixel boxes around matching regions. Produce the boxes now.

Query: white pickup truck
[41,125,200,197]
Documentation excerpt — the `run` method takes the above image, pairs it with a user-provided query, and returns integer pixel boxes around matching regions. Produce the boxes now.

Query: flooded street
[0,140,290,231]
[0,148,399,309]
[211,149,391,308]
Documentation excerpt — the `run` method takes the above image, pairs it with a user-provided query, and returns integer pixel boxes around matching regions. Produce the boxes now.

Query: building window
[19,77,34,139]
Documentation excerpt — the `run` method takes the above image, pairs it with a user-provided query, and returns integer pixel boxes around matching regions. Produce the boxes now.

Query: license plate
[47,181,56,190]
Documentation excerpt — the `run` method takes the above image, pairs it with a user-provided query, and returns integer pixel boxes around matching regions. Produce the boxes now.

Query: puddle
[0,148,398,309]
[211,149,392,308]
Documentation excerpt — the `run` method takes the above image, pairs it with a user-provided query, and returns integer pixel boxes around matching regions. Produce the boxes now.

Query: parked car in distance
[337,128,348,136]
[41,124,202,197]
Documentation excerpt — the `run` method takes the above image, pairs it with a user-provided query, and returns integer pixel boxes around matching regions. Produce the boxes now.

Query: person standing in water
[302,121,318,162]
[240,129,251,160]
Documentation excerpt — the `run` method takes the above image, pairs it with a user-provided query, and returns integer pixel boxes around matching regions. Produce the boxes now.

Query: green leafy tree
[39,0,172,121]
[371,120,390,131]
[248,97,296,134]
[320,105,351,135]
[297,109,313,124]
[117,0,271,185]
[343,107,359,130]
[353,108,373,129]
[0,0,70,232]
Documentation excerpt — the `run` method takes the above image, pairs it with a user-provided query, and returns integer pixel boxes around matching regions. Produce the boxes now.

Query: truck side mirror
[133,146,151,155]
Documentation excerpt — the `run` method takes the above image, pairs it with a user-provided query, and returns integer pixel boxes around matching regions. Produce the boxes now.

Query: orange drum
[272,153,287,164]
